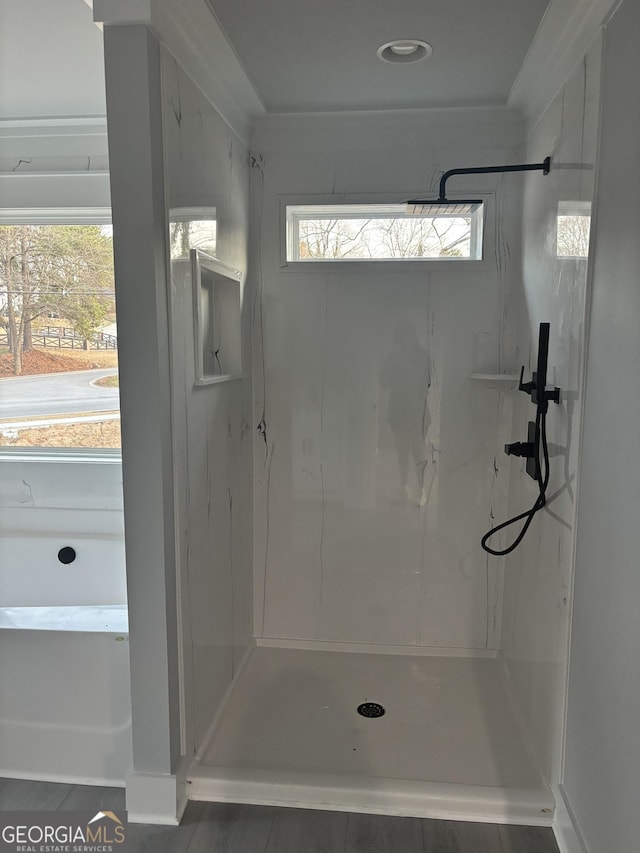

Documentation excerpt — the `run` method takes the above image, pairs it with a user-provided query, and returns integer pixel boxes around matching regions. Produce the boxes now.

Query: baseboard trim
[255,637,498,658]
[0,768,125,788]
[189,766,554,826]
[125,756,190,825]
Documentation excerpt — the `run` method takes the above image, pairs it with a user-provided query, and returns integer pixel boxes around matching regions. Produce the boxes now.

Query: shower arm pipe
[436,157,551,201]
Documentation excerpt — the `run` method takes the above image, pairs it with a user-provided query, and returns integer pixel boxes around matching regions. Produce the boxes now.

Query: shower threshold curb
[187,765,555,827]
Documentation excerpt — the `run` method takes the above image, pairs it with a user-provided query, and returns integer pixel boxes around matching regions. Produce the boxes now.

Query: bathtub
[0,533,128,606]
[0,451,132,785]
[0,607,132,785]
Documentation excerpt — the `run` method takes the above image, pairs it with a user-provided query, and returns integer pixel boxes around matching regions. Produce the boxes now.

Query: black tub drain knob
[58,546,77,564]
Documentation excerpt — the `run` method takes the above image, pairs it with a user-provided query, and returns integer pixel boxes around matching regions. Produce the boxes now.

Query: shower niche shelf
[191,249,243,386]
[470,373,519,391]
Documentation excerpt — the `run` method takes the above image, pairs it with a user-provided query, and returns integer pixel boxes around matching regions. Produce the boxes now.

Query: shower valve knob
[504,440,535,458]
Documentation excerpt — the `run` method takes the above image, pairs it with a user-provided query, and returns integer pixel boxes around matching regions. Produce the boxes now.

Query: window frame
[0,208,112,226]
[0,207,120,461]
[279,194,490,272]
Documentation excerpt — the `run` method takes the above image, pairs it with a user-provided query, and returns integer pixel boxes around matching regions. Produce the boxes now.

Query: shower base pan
[189,642,554,826]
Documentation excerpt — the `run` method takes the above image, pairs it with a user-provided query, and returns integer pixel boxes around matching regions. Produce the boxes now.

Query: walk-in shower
[178,106,559,824]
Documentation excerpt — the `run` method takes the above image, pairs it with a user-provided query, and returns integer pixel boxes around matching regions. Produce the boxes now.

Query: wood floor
[0,777,559,853]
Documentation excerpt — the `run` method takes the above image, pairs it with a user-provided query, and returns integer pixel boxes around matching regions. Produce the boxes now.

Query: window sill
[194,374,244,387]
[0,447,122,464]
[279,258,491,274]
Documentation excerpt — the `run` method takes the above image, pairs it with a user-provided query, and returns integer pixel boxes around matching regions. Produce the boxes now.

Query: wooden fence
[0,327,117,351]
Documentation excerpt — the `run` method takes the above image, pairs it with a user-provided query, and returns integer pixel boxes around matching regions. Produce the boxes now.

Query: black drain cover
[357,702,385,718]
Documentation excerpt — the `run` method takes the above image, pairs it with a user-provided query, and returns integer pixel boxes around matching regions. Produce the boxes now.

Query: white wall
[562,1,640,849]
[161,51,253,757]
[500,36,602,788]
[251,109,524,650]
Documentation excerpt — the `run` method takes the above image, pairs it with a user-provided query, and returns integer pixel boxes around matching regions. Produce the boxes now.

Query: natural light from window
[556,201,591,259]
[0,223,120,450]
[169,208,217,260]
[286,203,483,261]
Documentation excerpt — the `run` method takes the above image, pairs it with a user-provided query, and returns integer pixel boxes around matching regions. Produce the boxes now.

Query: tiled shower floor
[190,645,554,825]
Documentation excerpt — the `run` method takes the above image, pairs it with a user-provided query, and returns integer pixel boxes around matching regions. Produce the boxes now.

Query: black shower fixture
[406,157,551,215]
[481,323,561,556]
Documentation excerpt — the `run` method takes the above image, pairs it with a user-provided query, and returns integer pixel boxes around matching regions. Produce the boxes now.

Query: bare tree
[557,212,590,258]
[0,225,114,375]
[298,219,373,259]
[169,219,217,259]
[296,215,471,260]
[377,218,469,258]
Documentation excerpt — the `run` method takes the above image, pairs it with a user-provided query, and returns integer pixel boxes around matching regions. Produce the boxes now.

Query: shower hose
[480,408,550,556]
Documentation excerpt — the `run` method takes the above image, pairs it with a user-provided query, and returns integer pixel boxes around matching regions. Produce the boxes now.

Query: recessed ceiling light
[377,39,432,64]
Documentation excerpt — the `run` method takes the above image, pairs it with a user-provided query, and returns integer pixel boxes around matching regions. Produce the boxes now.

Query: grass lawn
[94,373,119,388]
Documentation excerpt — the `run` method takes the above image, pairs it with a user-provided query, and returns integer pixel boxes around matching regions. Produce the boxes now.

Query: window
[557,201,591,259]
[0,214,119,450]
[286,203,483,262]
[169,207,217,260]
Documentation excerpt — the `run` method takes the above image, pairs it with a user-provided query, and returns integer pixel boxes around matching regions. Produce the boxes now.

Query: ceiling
[0,0,553,126]
[0,0,105,119]
[207,0,551,113]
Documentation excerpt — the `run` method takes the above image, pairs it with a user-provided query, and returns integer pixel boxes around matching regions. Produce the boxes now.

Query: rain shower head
[406,199,483,216]
[406,157,551,217]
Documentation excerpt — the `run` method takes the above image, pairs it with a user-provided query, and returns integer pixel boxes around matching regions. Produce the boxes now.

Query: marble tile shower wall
[500,37,602,783]
[251,116,525,650]
[161,52,253,755]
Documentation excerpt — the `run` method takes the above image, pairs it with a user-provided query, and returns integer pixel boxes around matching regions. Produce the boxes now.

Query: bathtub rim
[0,604,129,633]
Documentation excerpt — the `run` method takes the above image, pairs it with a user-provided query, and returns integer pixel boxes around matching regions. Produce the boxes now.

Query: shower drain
[357,702,386,718]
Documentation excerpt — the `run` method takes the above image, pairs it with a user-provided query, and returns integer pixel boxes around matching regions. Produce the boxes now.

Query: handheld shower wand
[481,323,561,556]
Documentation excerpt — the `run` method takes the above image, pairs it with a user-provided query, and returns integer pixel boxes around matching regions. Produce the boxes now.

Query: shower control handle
[504,440,535,458]
[518,365,535,395]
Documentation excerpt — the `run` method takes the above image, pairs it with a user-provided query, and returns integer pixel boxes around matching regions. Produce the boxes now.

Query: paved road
[0,369,119,419]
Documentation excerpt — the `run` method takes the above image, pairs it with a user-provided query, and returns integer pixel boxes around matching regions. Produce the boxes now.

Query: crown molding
[0,172,111,209]
[0,207,111,224]
[251,105,526,154]
[82,0,103,30]
[0,117,107,132]
[0,118,109,159]
[253,104,524,133]
[509,0,622,127]
[93,0,265,146]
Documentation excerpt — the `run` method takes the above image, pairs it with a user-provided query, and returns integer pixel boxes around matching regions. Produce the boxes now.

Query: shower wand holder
[511,326,560,481]
[518,366,561,410]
